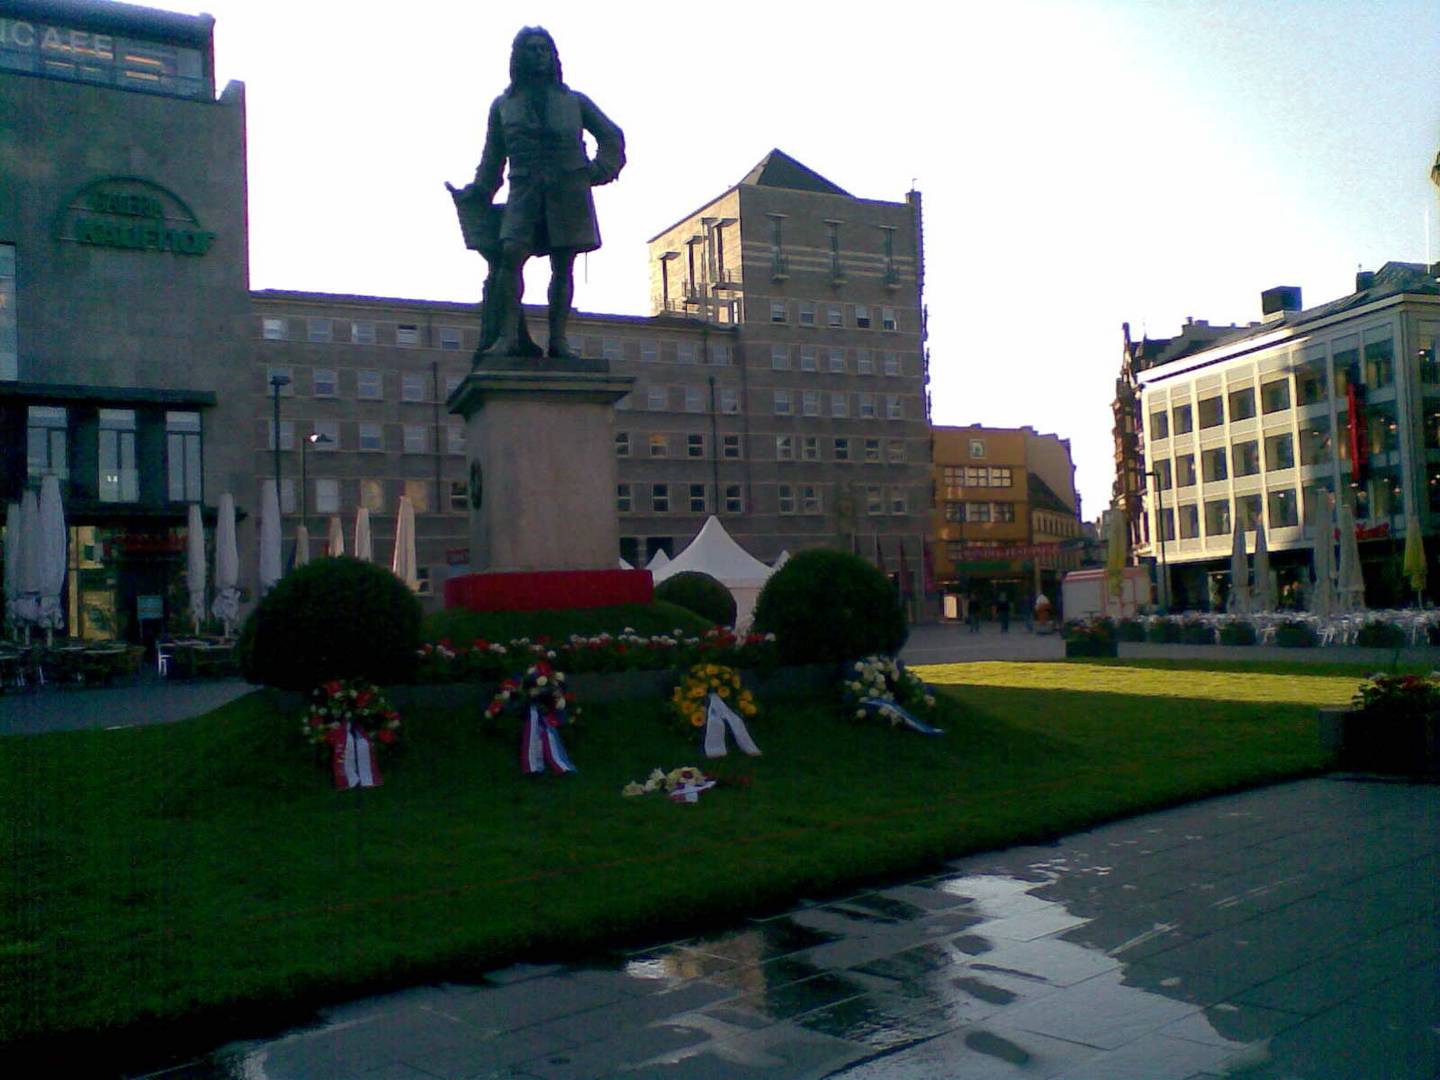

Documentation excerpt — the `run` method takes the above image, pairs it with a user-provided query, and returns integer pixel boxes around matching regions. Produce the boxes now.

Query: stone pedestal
[448,355,634,573]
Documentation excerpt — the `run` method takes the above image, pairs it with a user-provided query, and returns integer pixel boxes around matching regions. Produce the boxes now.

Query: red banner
[1347,381,1367,484]
[445,568,653,612]
[954,542,1062,562]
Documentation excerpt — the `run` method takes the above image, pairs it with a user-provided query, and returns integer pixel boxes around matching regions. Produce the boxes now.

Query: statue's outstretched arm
[579,94,625,186]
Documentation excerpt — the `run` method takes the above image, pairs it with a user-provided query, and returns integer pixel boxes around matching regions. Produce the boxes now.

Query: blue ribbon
[859,697,943,735]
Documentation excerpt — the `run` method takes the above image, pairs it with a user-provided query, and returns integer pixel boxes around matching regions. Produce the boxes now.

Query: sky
[187,0,1440,520]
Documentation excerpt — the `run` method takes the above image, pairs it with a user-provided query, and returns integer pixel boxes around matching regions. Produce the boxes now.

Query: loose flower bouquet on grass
[621,765,716,802]
[841,655,935,725]
[669,663,758,732]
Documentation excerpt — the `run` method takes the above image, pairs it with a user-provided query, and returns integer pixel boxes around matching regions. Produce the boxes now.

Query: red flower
[376,729,397,745]
[322,679,342,695]
[355,690,374,708]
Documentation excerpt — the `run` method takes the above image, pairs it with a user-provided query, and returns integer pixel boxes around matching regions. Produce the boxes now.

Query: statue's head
[509,26,563,87]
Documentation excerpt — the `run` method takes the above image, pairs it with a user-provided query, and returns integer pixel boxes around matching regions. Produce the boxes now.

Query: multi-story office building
[1132,264,1440,609]
[931,425,1083,609]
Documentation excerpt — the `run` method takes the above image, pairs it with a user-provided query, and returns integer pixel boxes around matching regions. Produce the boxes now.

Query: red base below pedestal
[444,568,654,613]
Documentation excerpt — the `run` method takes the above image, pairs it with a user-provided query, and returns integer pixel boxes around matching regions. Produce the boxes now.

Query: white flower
[855,709,867,718]
[536,676,548,687]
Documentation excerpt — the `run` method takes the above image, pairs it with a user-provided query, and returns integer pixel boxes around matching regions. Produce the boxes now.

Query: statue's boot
[546,309,577,359]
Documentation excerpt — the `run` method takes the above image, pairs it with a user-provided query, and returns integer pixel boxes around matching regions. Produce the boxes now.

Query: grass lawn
[0,662,1331,1063]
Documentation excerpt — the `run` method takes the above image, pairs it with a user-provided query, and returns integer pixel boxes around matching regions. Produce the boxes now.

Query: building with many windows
[1131,264,1440,610]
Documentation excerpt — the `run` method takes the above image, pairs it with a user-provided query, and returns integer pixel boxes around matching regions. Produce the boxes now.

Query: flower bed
[1323,672,1440,777]
[1062,619,1118,658]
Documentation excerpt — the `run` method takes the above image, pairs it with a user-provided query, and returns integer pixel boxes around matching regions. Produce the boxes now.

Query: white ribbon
[702,693,762,758]
[342,725,379,788]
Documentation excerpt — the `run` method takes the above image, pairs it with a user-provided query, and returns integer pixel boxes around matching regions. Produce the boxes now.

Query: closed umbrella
[293,523,311,568]
[1253,518,1276,612]
[186,503,207,633]
[354,506,373,562]
[4,501,20,637]
[1336,503,1365,612]
[1309,495,1336,618]
[15,489,40,639]
[1227,519,1249,614]
[326,515,345,558]
[212,493,240,634]
[36,474,67,643]
[391,496,417,589]
[1403,514,1426,605]
[258,480,282,593]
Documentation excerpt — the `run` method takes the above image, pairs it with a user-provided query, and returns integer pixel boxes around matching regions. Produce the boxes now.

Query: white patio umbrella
[326,515,345,558]
[36,474,67,643]
[1227,520,1250,614]
[354,506,373,562]
[212,493,240,635]
[14,489,40,640]
[4,500,21,637]
[1252,518,1276,612]
[391,496,418,590]
[186,503,207,633]
[258,480,282,593]
[1309,496,1337,618]
[293,523,311,568]
[1336,503,1366,612]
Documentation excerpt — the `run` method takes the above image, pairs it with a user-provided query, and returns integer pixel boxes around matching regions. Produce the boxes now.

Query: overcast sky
[190,0,1440,519]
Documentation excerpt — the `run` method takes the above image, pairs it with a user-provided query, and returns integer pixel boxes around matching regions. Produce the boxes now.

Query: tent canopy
[653,517,772,587]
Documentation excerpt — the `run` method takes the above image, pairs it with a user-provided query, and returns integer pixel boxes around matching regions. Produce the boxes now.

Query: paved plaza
[147,777,1436,1080]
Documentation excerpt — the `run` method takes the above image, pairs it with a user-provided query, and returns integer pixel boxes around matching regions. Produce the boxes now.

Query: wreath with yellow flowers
[669,663,758,733]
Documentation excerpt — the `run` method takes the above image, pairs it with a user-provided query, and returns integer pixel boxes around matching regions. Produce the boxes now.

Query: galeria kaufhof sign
[53,177,216,255]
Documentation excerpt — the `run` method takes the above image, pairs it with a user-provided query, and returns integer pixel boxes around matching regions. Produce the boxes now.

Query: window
[1300,422,1333,466]
[1333,345,1358,394]
[776,435,795,461]
[827,304,843,328]
[262,316,286,340]
[98,409,138,503]
[864,438,881,463]
[724,485,743,513]
[649,433,669,458]
[641,341,659,363]
[1265,432,1294,471]
[943,502,964,523]
[886,395,903,419]
[1152,459,1172,490]
[312,420,339,449]
[277,478,297,515]
[855,305,871,329]
[1366,403,1399,454]
[1364,338,1394,388]
[719,387,740,414]
[710,342,731,366]
[402,372,427,402]
[684,386,704,413]
[358,423,384,451]
[647,386,668,411]
[357,370,382,399]
[1202,447,1228,482]
[401,425,427,454]
[883,352,901,377]
[831,393,849,418]
[802,436,819,461]
[1156,507,1175,542]
[450,480,469,512]
[881,307,897,331]
[856,349,875,375]
[1150,410,1170,439]
[396,324,419,347]
[439,326,462,350]
[602,338,622,362]
[617,483,632,512]
[1173,403,1193,434]
[828,348,846,374]
[312,368,337,397]
[651,484,669,513]
[777,484,796,514]
[1179,504,1199,539]
[802,390,820,416]
[361,478,385,512]
[266,365,294,396]
[887,439,906,463]
[834,437,851,461]
[1198,396,1224,428]
[889,489,909,514]
[1232,440,1260,477]
[307,317,332,343]
[315,478,339,514]
[798,302,815,326]
[1260,378,1290,414]
[1235,493,1262,531]
[26,406,67,481]
[801,485,822,513]
[687,434,705,458]
[969,439,986,458]
[722,435,741,459]
[1176,454,1196,487]
[615,431,631,457]
[444,373,463,398]
[268,419,295,451]
[1296,357,1328,404]
[447,425,465,455]
[773,390,792,416]
[1205,498,1231,535]
[770,301,787,324]
[800,345,818,372]
[689,484,707,513]
[352,321,376,345]
[866,486,884,515]
[1228,386,1256,421]
[858,393,876,419]
[165,411,202,502]
[992,500,1014,522]
[771,345,790,371]
[1268,488,1298,527]
[677,342,697,365]
[404,479,430,514]
[1421,347,1440,385]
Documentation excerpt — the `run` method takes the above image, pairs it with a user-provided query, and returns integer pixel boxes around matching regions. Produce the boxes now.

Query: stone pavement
[167,777,1438,1079]
[0,671,252,735]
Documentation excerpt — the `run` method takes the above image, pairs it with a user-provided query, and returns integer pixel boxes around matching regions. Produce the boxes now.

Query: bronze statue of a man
[456,27,625,361]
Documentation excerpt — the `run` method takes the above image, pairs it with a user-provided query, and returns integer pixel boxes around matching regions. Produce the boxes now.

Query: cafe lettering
[55,177,217,256]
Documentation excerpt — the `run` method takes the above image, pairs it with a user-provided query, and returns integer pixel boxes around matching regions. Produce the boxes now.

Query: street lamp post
[300,431,332,542]
[1147,467,1170,612]
[269,373,290,517]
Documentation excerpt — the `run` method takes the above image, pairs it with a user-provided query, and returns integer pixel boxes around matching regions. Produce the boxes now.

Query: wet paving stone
[690,915,840,964]
[729,971,869,1022]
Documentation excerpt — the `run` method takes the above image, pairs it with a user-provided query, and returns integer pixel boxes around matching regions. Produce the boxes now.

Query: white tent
[645,548,670,572]
[772,550,791,571]
[653,516,774,630]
